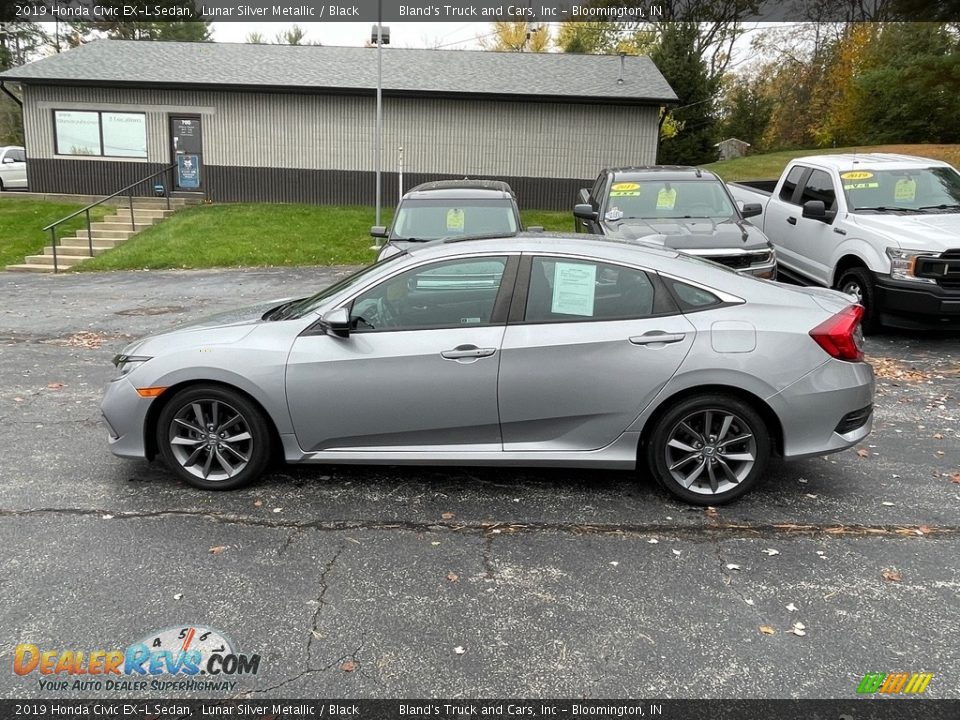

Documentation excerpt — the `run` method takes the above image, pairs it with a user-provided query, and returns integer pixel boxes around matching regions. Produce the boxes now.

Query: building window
[54,110,147,158]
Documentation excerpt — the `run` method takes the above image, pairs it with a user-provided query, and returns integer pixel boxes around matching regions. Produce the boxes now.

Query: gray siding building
[0,40,676,209]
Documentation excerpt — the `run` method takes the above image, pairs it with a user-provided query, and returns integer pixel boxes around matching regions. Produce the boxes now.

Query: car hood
[119,298,296,355]
[847,213,960,251]
[602,217,770,251]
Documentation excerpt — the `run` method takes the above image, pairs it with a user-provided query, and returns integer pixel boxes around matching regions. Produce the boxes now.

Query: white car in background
[0,146,27,190]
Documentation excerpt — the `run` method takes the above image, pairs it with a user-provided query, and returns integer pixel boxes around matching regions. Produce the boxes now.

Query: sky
[210,22,490,48]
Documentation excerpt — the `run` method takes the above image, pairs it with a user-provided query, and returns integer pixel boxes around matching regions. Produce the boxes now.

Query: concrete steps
[6,199,193,273]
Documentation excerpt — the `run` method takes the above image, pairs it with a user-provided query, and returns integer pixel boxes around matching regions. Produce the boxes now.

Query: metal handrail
[42,163,177,273]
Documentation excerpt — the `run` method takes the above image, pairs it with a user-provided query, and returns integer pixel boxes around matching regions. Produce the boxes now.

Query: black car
[574,166,777,278]
[371,179,529,260]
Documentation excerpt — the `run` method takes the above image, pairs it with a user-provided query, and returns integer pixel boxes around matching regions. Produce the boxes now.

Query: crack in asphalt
[306,545,345,664]
[0,507,957,539]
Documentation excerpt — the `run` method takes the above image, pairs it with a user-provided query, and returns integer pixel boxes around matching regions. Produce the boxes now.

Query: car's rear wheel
[156,385,271,490]
[647,394,771,505]
[837,267,879,334]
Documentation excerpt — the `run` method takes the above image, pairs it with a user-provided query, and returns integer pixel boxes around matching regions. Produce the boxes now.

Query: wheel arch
[638,384,785,461]
[144,379,284,463]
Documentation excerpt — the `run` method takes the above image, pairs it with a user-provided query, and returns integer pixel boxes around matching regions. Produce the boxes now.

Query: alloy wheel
[664,409,757,496]
[168,399,253,481]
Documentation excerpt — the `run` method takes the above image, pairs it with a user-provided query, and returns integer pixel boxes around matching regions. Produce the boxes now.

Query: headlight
[885,248,938,284]
[112,354,152,377]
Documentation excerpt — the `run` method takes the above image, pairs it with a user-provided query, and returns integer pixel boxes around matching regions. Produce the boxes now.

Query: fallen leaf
[726,563,741,571]
[272,507,283,513]
[798,477,808,484]
[933,433,943,439]
[744,598,755,606]
[430,541,440,546]
[918,525,933,535]
[856,448,870,458]
[882,501,895,507]
[441,512,456,520]
[759,625,776,635]
[951,472,960,485]
[882,569,902,582]
[173,593,183,600]
[805,493,819,499]
[762,548,780,556]
[13,397,23,403]
[672,549,681,556]
[786,603,799,612]
[253,499,263,507]
[453,646,466,655]
[609,561,619,567]
[101,514,113,520]
[647,538,659,544]
[46,382,64,390]
[446,571,459,583]
[209,546,228,555]
[704,506,719,518]
[340,660,358,673]
[789,627,807,637]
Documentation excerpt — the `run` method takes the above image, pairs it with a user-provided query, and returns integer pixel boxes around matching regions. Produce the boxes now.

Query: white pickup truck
[729,153,960,332]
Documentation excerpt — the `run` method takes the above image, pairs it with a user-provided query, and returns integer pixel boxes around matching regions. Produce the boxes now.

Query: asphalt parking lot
[0,267,957,700]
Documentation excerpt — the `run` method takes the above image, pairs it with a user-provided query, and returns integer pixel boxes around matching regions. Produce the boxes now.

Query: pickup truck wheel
[837,267,880,334]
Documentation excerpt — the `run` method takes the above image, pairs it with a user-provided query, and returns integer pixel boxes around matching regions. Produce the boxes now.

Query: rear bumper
[874,274,960,328]
[769,358,875,460]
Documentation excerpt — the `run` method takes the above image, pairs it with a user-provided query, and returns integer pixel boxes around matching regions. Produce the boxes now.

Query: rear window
[392,198,518,241]
[779,166,806,203]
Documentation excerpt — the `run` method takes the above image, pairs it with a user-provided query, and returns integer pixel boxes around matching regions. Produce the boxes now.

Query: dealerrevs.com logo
[13,625,261,693]
[856,672,934,695]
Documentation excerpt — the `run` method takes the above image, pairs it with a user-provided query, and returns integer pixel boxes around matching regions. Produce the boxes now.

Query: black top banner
[1,700,959,720]
[4,0,960,23]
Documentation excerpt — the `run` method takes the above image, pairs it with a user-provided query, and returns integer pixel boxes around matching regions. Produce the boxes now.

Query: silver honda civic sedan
[102,234,874,504]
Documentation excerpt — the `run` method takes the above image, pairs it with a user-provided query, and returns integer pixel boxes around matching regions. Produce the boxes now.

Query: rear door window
[779,166,807,204]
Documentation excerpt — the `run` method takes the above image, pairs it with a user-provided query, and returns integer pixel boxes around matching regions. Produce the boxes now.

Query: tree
[0,23,51,144]
[716,71,774,150]
[479,22,550,52]
[652,23,720,164]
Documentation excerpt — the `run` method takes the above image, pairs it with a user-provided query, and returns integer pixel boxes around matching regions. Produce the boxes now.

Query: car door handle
[787,217,797,225]
[629,332,686,346]
[441,345,496,360]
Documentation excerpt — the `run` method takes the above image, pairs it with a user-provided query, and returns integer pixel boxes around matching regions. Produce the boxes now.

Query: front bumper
[874,274,960,328]
[101,377,153,459]
[769,358,875,460]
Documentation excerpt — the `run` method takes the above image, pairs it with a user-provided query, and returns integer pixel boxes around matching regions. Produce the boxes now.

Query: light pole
[371,2,389,229]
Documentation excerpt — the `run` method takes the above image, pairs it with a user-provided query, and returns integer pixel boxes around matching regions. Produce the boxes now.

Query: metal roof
[0,40,677,104]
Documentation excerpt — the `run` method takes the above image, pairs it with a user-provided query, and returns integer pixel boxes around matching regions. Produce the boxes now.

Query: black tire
[837,267,880,334]
[646,393,771,505]
[156,384,271,490]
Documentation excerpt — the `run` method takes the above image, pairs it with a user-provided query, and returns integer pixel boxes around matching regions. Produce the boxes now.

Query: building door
[169,115,203,192]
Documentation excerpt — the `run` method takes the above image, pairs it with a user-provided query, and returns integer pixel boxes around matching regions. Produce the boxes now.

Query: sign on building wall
[53,110,147,158]
[177,154,201,189]
[53,110,101,156]
[102,112,147,158]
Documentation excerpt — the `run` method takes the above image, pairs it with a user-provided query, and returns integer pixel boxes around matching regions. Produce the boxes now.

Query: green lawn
[705,143,960,182]
[0,198,109,268]
[76,204,572,272]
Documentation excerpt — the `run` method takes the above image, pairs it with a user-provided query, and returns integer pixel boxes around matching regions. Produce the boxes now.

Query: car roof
[605,166,719,182]
[404,179,516,199]
[792,153,952,171]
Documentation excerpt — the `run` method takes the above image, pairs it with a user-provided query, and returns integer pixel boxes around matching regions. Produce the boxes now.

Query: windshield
[283,254,404,319]
[842,166,960,212]
[392,198,518,241]
[604,179,736,221]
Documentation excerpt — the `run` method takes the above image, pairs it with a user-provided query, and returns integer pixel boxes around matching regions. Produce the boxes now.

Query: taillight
[809,305,865,361]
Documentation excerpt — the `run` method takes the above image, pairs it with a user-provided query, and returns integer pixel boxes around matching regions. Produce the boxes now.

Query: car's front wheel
[647,394,771,505]
[156,385,271,490]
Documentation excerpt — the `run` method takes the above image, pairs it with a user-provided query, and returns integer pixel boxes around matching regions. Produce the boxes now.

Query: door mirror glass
[321,307,351,338]
[1,156,13,164]
[741,202,763,218]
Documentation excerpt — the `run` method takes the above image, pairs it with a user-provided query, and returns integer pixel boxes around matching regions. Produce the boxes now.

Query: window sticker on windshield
[844,182,880,190]
[894,178,917,202]
[552,262,597,317]
[605,207,624,221]
[611,182,640,191]
[446,208,465,232]
[610,190,641,196]
[657,187,677,209]
[840,171,874,180]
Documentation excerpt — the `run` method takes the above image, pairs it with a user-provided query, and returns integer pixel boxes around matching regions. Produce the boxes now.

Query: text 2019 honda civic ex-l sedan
[102,234,874,505]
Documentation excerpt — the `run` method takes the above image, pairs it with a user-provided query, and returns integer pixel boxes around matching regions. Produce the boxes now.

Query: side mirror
[320,307,351,338]
[741,202,762,219]
[370,225,388,238]
[1,157,14,164]
[526,225,544,233]
[573,203,598,221]
[802,200,827,220]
